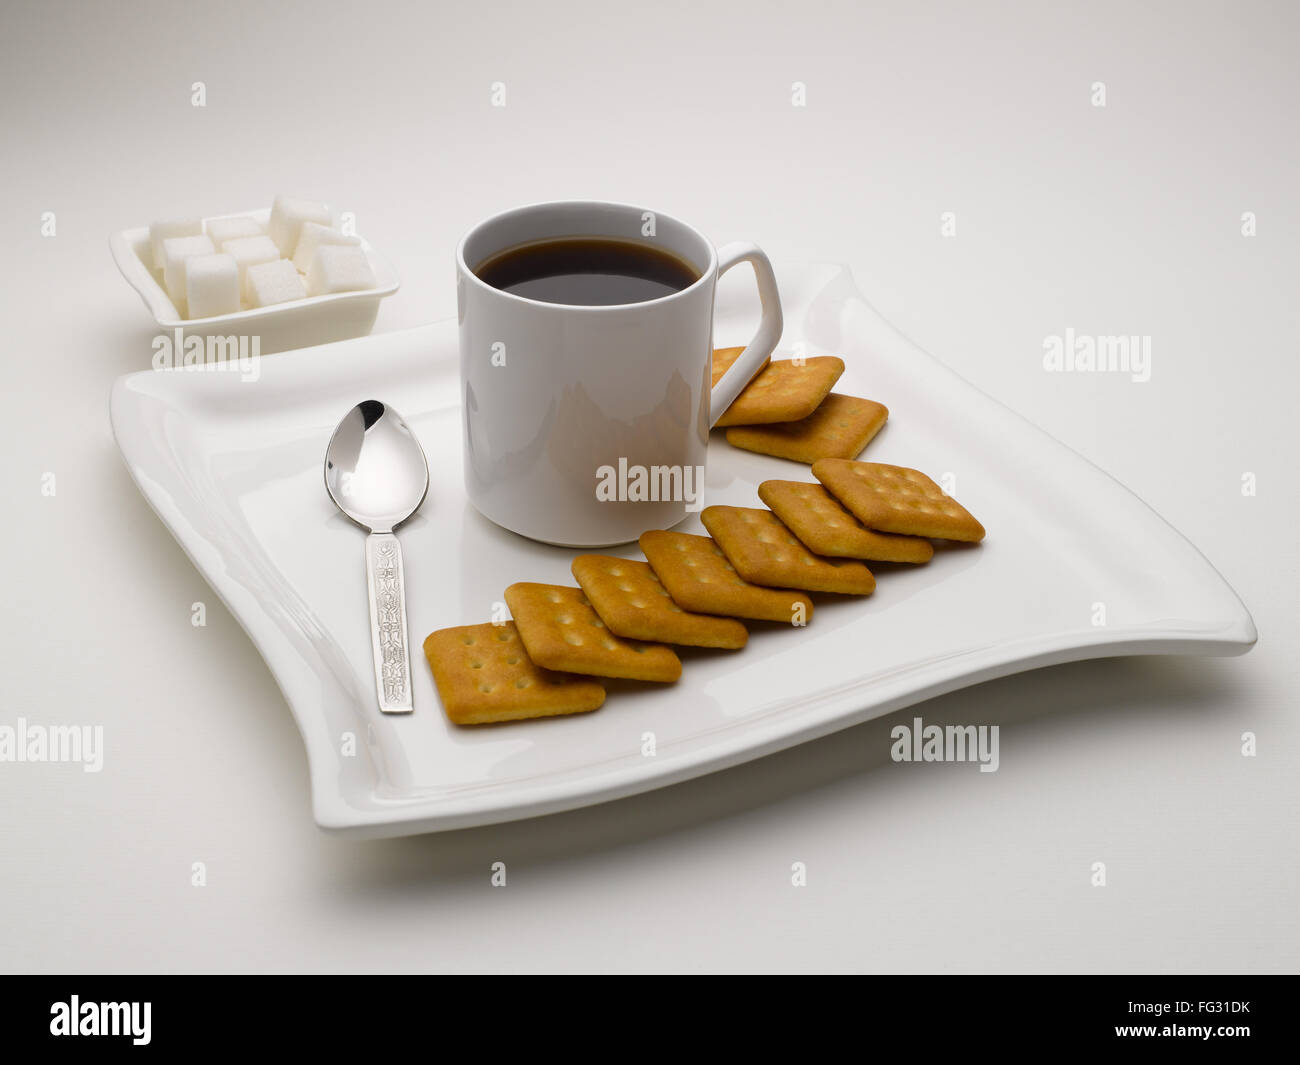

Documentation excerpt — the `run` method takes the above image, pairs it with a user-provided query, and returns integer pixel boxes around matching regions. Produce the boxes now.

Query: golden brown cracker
[812,459,985,542]
[711,345,771,389]
[504,582,682,682]
[714,357,845,427]
[700,505,876,595]
[725,393,888,464]
[423,622,605,725]
[757,480,934,564]
[639,530,814,624]
[572,555,747,649]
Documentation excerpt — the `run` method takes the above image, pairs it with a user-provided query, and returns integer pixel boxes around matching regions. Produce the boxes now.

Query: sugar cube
[291,222,361,271]
[184,253,240,319]
[306,244,376,295]
[223,234,281,299]
[246,259,307,308]
[149,219,202,271]
[161,234,216,306]
[205,215,263,249]
[268,195,332,256]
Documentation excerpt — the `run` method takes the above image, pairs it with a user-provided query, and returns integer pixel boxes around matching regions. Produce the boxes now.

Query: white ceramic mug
[456,200,782,547]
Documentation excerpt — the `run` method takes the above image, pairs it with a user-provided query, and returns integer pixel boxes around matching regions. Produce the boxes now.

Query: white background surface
[1,0,1296,973]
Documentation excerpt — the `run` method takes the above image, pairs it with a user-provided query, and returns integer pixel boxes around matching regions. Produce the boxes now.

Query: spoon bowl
[325,399,429,534]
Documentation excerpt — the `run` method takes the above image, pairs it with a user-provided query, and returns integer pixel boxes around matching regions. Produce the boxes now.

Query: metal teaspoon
[324,399,429,714]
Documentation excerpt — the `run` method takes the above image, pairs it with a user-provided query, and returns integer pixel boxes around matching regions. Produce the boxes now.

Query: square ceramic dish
[109,207,400,353]
[109,263,1256,837]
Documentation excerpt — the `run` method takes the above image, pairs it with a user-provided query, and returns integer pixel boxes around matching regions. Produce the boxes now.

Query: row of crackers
[424,349,985,725]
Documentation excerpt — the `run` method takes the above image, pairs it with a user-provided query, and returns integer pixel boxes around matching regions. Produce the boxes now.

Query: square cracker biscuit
[504,582,682,682]
[423,622,605,725]
[700,505,876,595]
[711,345,771,389]
[812,459,985,542]
[639,530,814,624]
[725,394,887,464]
[758,480,934,563]
[572,555,747,649]
[714,357,845,427]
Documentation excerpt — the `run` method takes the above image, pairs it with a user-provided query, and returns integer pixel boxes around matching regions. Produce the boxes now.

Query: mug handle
[709,242,784,426]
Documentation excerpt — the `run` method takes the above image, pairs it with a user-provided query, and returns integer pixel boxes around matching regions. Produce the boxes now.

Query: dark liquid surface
[474,238,701,306]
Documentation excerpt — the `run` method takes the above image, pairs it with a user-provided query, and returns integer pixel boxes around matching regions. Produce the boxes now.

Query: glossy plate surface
[109,264,1256,836]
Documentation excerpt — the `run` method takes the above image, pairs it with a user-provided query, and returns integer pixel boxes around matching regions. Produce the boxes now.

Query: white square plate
[109,264,1256,837]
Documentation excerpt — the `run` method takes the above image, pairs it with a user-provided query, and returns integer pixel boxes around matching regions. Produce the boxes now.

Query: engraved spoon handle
[365,532,413,714]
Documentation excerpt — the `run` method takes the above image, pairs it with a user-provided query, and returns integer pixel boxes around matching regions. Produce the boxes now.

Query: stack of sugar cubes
[148,195,377,319]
